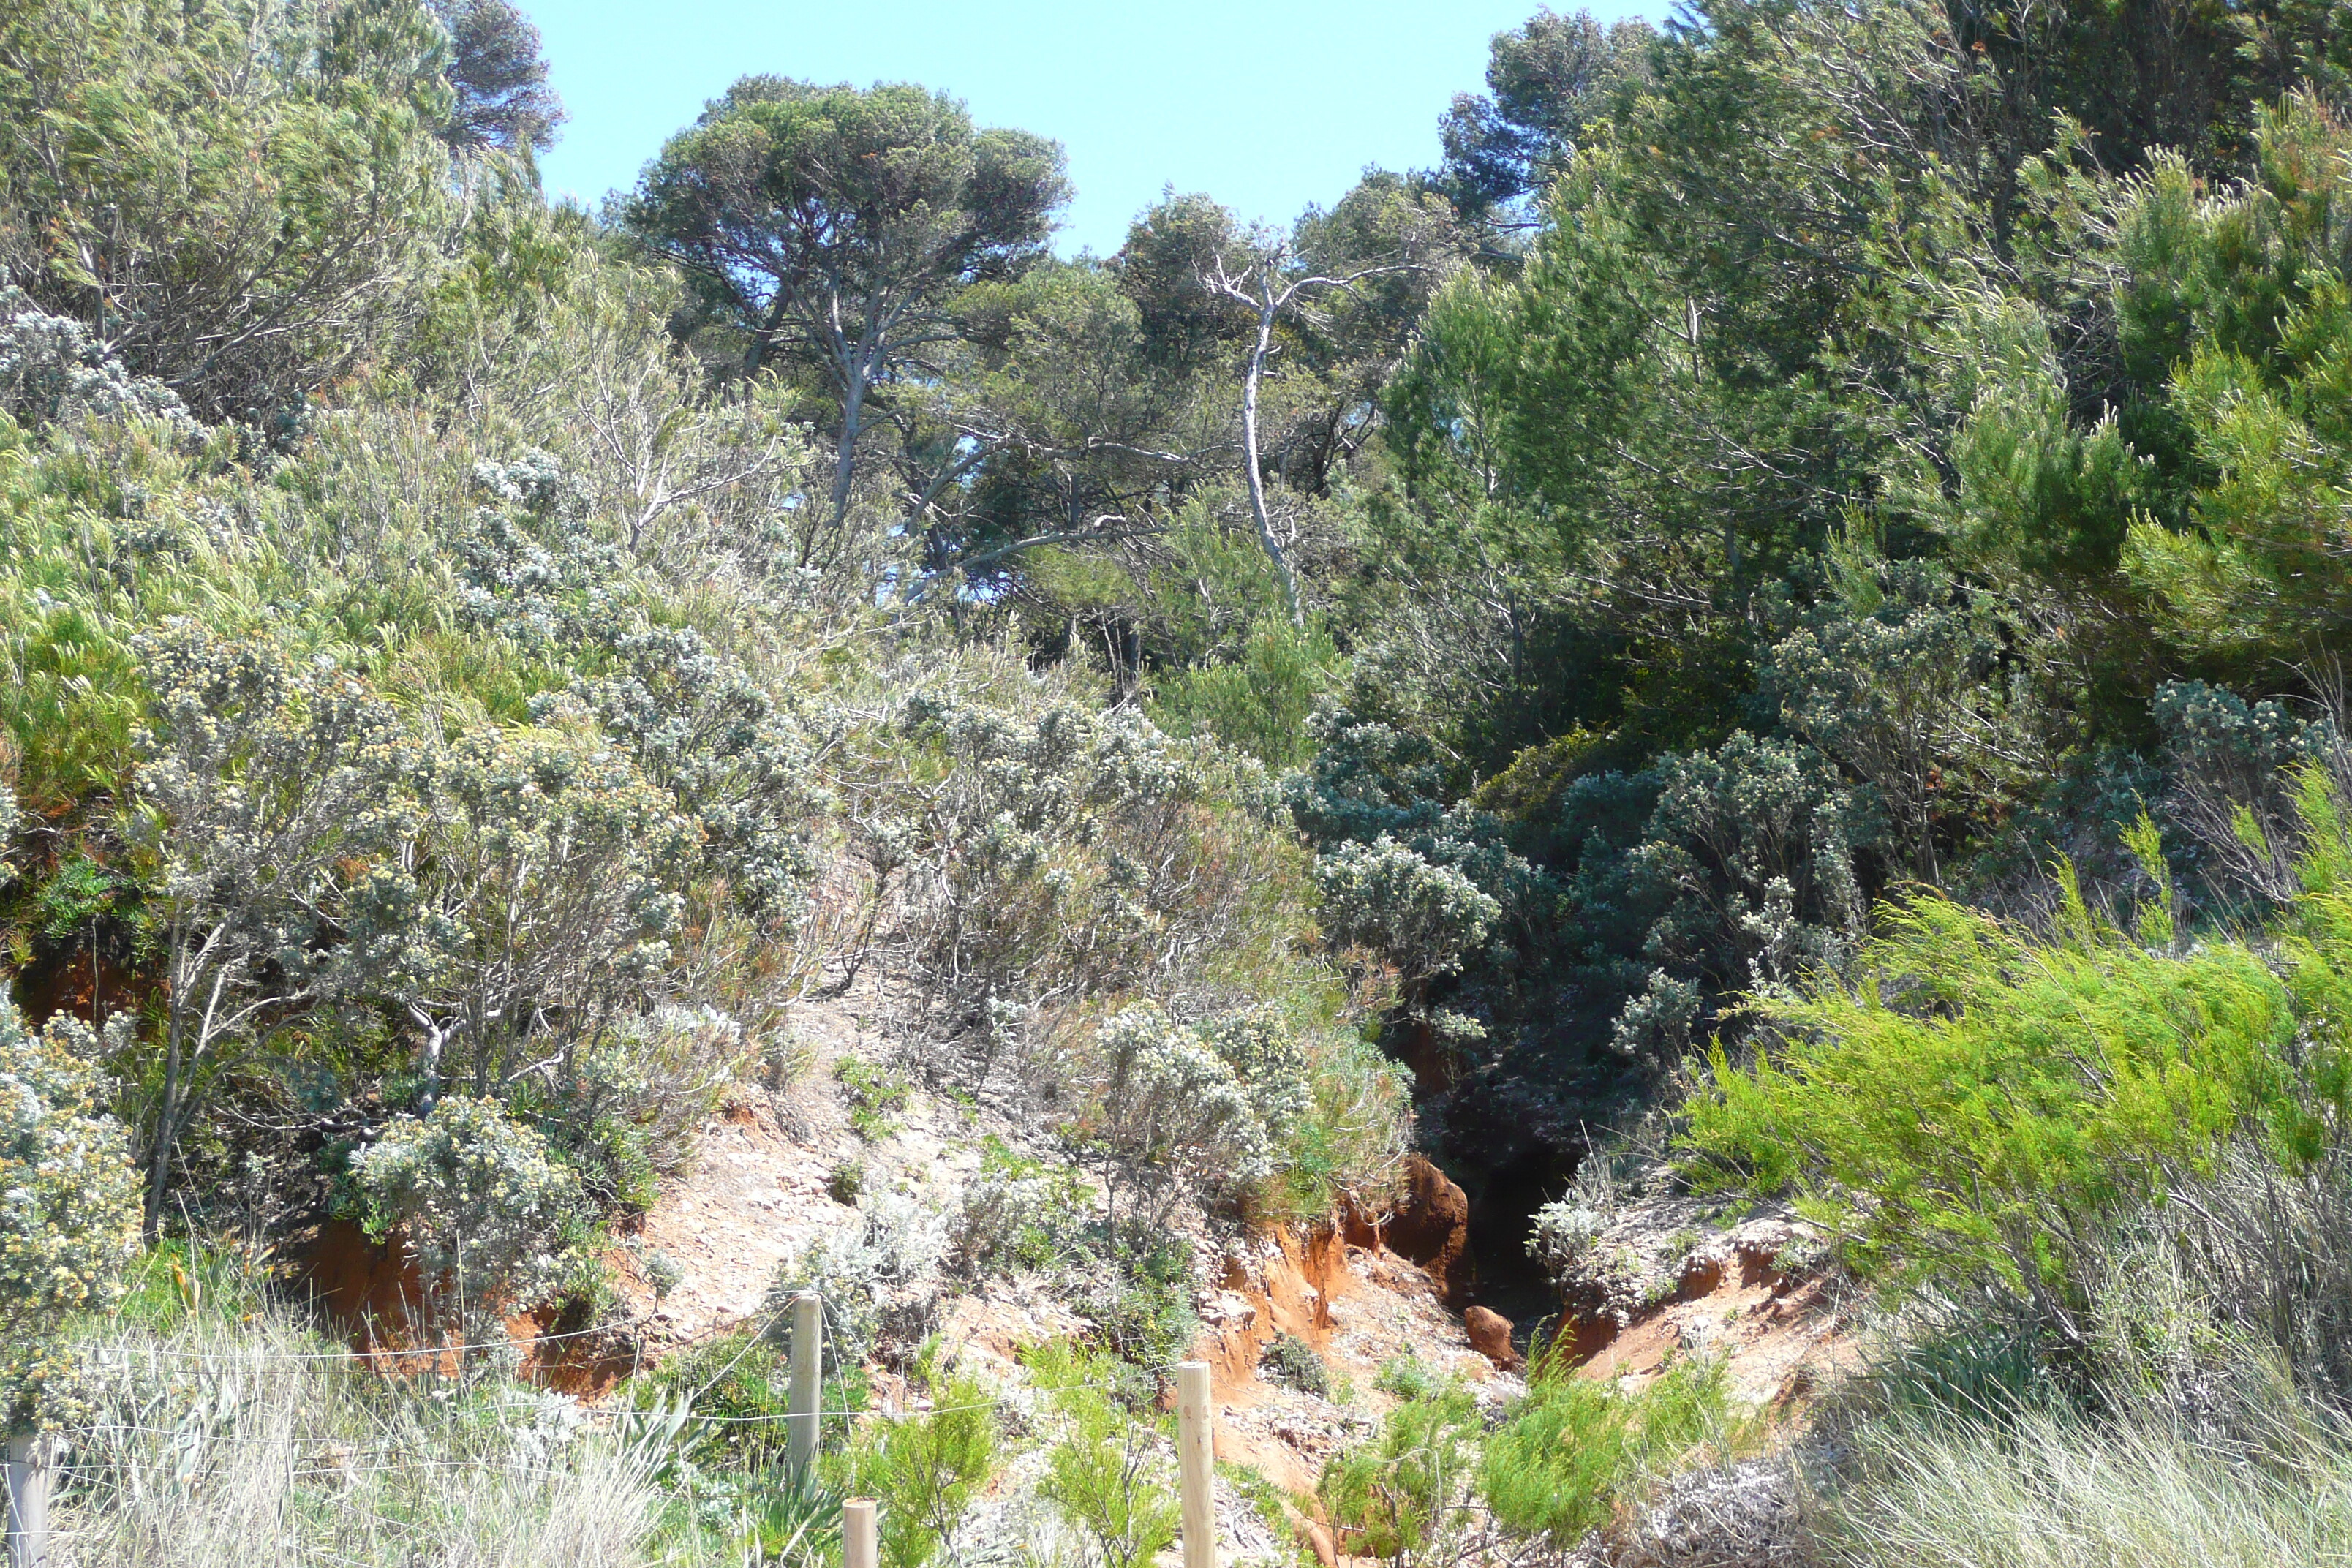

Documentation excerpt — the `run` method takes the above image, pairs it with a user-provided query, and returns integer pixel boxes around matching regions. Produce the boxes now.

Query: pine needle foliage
[1683,809,2346,1333]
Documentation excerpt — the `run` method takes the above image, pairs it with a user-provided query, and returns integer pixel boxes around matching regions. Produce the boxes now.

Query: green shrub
[723,1467,844,1568]
[1072,1001,1274,1225]
[769,1180,952,1369]
[1073,1229,1198,1388]
[633,1330,867,1474]
[1262,1333,1332,1398]
[1149,616,1341,771]
[829,1158,867,1206]
[950,1136,1090,1276]
[1313,835,1499,991]
[1319,1379,1482,1564]
[0,0,456,422]
[1028,1339,1182,1568]
[829,1347,1000,1568]
[1373,1354,1441,1403]
[644,1248,685,1303]
[1857,1309,2070,1431]
[1683,856,2307,1319]
[1,997,140,1427]
[835,1058,912,1141]
[351,1095,584,1355]
[1477,1354,1738,1545]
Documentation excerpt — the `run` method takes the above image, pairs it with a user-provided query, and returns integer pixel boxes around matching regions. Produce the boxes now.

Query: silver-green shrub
[130,621,416,1234]
[1072,1002,1273,1225]
[352,1096,582,1357]
[1313,834,1499,988]
[770,1180,954,1368]
[0,286,200,442]
[0,998,140,1428]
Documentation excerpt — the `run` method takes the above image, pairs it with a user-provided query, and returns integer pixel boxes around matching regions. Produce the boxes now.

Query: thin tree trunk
[826,306,886,532]
[145,943,188,1240]
[828,377,865,531]
[1240,299,1303,627]
[742,290,791,378]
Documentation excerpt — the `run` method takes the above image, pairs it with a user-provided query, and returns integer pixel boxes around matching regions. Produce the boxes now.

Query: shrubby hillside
[16,0,2352,1563]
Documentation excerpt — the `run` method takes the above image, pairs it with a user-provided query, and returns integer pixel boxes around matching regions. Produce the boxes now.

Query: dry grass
[1821,1409,2352,1568]
[44,1303,690,1568]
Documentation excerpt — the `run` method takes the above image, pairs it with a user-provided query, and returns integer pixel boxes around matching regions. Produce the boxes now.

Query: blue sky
[528,1,1654,256]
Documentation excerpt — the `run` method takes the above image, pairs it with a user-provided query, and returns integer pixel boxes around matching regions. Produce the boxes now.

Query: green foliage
[1319,1378,1482,1564]
[624,76,1067,530]
[643,1248,685,1303]
[770,1182,952,1369]
[1373,1354,1442,1403]
[1150,617,1341,771]
[351,1095,584,1348]
[951,1135,1091,1276]
[1436,9,1654,225]
[827,1159,867,1207]
[1028,1339,1182,1568]
[829,1347,1000,1568]
[1071,1229,1198,1388]
[1477,1354,1738,1545]
[130,619,418,1230]
[1634,730,1876,995]
[1861,1311,2069,1431]
[634,1330,866,1474]
[1071,1001,1277,1224]
[1683,864,2309,1313]
[1314,836,1501,991]
[0,996,140,1426]
[0,287,199,442]
[716,1467,843,1568]
[835,1058,912,1142]
[1260,1332,1331,1398]
[0,0,456,422]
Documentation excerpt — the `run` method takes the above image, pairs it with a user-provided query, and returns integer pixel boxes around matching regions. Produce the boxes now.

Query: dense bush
[0,0,457,423]
[1682,838,2315,1328]
[351,1095,584,1352]
[846,674,1330,1071]
[0,287,200,442]
[0,996,140,1426]
[36,1,2352,1561]
[770,1180,954,1370]
[1319,1377,1482,1565]
[828,1346,1000,1568]
[1477,1354,1741,1545]
[1029,1339,1182,1568]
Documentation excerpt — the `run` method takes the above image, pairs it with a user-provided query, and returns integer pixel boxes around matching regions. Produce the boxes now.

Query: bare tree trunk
[144,933,190,1241]
[144,1032,181,1241]
[743,290,791,378]
[1239,298,1304,628]
[825,306,888,534]
[1206,249,1420,627]
[828,374,867,531]
[413,1006,451,1116]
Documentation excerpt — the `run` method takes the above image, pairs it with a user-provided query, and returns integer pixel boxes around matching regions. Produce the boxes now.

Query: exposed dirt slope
[1547,1191,1861,1414]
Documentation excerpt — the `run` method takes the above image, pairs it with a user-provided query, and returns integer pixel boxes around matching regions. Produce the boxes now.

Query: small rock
[1463,1305,1523,1371]
[1202,1290,1258,1330]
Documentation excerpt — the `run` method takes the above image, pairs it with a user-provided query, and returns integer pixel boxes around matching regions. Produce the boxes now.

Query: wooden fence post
[844,1496,878,1568]
[788,1290,821,1475]
[4,1431,50,1568]
[1177,1360,1216,1568]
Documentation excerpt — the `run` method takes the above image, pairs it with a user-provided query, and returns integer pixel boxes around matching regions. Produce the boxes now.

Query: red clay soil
[295,1218,638,1395]
[1345,1153,1476,1306]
